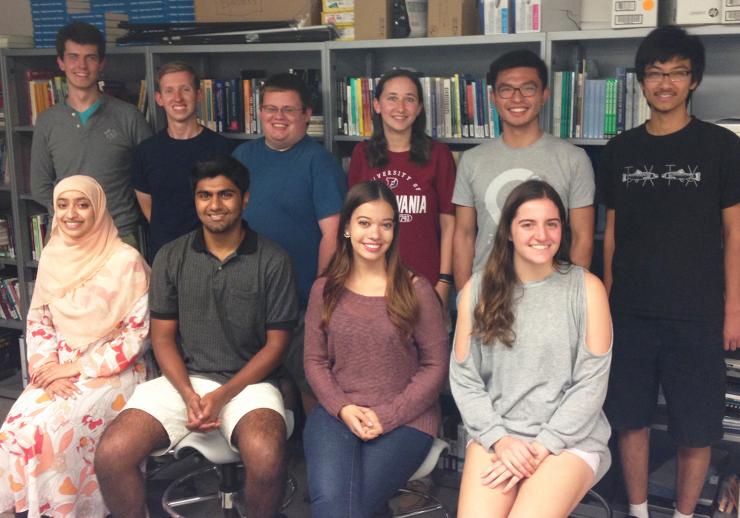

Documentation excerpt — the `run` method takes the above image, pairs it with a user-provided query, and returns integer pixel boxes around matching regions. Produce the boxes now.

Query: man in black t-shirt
[132,61,230,262]
[598,26,740,518]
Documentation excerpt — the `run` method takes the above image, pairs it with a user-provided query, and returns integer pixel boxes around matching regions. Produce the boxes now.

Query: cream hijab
[30,175,150,348]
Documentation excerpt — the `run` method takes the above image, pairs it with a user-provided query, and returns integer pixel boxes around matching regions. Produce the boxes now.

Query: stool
[393,437,450,518]
[576,489,612,518]
[161,411,296,518]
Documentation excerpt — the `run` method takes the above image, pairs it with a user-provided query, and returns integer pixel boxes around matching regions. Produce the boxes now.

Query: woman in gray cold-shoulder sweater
[450,180,613,518]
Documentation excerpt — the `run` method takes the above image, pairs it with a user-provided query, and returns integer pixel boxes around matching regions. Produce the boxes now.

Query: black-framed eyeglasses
[259,105,304,116]
[643,70,692,83]
[495,84,539,99]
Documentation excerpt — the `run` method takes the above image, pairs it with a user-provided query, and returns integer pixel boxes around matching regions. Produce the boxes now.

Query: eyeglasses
[260,105,304,116]
[643,70,692,83]
[495,84,539,99]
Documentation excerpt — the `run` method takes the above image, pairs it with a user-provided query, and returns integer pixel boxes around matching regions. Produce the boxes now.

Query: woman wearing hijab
[0,175,150,518]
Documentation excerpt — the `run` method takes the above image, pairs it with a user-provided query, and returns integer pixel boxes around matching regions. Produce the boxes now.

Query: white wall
[0,0,33,37]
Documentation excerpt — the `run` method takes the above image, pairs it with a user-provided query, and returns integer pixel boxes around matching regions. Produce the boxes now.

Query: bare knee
[234,409,286,478]
[96,409,168,473]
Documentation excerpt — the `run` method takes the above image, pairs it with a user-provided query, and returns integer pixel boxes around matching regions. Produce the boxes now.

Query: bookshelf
[0,46,147,394]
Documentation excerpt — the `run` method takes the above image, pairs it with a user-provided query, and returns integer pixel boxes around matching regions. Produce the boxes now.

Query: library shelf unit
[0,26,738,396]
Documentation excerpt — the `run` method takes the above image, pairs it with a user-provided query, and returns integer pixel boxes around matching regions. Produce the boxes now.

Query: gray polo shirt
[30,94,153,235]
[150,223,299,384]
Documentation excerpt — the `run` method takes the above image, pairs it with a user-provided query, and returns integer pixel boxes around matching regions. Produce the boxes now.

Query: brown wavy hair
[321,181,418,336]
[473,180,571,347]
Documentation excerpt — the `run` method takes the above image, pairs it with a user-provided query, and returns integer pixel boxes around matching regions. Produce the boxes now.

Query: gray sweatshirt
[30,95,152,235]
[450,266,611,479]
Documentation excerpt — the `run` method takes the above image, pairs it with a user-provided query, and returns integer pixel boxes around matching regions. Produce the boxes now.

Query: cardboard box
[407,0,428,37]
[660,0,721,25]
[194,0,321,25]
[611,0,658,28]
[482,0,513,34]
[322,10,354,24]
[580,0,613,29]
[428,0,479,37]
[723,0,740,23]
[354,0,390,40]
[323,0,353,12]
[513,0,581,33]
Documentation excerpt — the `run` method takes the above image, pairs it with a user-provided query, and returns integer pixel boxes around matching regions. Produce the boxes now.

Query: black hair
[635,25,704,103]
[488,49,548,89]
[191,155,250,196]
[260,72,312,110]
[367,68,431,168]
[56,21,106,61]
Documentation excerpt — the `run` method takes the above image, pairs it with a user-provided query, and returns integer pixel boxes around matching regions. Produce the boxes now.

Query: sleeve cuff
[478,425,508,452]
[535,429,567,455]
[150,311,178,320]
[266,320,298,331]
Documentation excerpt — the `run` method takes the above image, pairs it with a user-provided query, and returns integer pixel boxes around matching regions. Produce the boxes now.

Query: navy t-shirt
[132,127,230,260]
[232,136,347,306]
[597,118,740,320]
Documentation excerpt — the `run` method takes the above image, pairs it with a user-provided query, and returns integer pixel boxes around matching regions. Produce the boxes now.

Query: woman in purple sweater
[303,181,449,518]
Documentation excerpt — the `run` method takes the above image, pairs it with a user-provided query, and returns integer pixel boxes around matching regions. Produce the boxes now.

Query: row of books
[337,75,503,140]
[0,278,23,321]
[30,214,50,262]
[26,69,148,125]
[552,64,650,140]
[196,69,323,136]
[0,216,15,259]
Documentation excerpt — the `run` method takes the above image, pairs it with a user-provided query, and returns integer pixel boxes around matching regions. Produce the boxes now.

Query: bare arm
[723,204,740,351]
[151,318,196,402]
[135,190,152,222]
[317,214,340,276]
[435,213,455,302]
[453,205,477,290]
[569,206,594,269]
[602,209,616,295]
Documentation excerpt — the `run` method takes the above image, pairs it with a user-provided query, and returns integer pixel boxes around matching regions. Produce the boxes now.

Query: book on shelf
[0,215,15,259]
[337,74,502,140]
[196,70,272,135]
[26,69,67,126]
[0,278,22,321]
[29,214,50,261]
[552,65,650,140]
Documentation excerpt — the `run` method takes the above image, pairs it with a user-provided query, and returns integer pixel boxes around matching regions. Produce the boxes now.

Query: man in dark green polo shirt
[96,155,298,518]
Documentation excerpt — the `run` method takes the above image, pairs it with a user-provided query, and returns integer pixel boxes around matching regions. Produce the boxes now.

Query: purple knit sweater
[304,277,449,436]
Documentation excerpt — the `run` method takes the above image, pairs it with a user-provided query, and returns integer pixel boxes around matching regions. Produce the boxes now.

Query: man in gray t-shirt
[453,50,595,288]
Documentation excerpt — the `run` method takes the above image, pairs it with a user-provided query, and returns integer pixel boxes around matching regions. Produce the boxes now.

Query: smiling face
[510,197,562,272]
[373,76,423,137]
[194,175,249,235]
[260,89,311,151]
[155,70,199,125]
[346,199,395,267]
[640,56,697,117]
[492,66,548,133]
[55,190,96,239]
[57,41,104,93]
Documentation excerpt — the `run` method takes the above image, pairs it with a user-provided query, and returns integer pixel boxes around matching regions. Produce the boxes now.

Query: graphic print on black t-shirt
[621,163,701,188]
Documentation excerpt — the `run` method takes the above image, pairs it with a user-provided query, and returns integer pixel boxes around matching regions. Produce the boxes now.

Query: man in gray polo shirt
[95,155,298,518]
[30,21,152,247]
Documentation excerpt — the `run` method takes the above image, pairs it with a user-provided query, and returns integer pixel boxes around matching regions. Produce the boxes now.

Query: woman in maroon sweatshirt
[303,181,449,518]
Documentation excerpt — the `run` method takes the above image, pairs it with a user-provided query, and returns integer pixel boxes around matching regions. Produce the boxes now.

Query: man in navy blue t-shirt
[133,61,230,261]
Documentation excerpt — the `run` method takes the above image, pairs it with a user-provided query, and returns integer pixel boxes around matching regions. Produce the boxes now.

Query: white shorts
[565,448,600,476]
[124,375,287,456]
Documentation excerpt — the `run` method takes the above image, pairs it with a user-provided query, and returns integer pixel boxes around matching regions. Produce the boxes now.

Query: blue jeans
[303,405,433,518]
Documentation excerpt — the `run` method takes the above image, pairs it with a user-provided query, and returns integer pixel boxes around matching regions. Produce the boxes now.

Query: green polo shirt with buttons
[30,94,152,236]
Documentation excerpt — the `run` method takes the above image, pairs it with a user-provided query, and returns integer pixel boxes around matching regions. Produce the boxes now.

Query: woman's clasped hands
[339,404,384,441]
[481,436,551,492]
